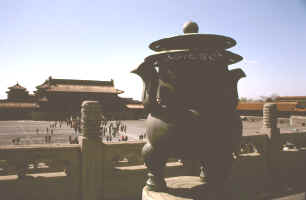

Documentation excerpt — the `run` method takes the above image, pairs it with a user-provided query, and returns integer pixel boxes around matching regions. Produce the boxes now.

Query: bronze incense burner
[132,21,245,198]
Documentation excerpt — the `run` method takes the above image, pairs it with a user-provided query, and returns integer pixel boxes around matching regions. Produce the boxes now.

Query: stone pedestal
[142,176,207,200]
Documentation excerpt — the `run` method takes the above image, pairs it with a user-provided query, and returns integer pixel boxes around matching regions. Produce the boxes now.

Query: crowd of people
[12,137,21,145]
[102,120,129,142]
[138,133,146,140]
[12,118,76,145]
[10,117,147,145]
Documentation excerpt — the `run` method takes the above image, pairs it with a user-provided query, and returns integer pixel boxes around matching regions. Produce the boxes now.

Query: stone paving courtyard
[0,120,147,146]
[0,117,306,146]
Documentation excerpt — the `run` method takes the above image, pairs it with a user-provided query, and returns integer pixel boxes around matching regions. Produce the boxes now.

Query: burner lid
[145,49,243,65]
[149,21,236,52]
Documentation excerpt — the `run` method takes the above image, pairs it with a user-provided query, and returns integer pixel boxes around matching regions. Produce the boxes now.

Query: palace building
[0,83,39,120]
[0,77,145,120]
[35,77,124,118]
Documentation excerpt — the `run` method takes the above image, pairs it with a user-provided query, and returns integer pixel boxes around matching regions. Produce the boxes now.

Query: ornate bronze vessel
[132,21,245,198]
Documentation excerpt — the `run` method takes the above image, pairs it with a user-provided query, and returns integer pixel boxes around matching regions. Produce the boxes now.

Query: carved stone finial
[183,21,199,34]
[81,101,102,139]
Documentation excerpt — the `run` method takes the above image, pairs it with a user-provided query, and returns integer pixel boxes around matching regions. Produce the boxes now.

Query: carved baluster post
[263,103,278,132]
[79,101,104,200]
[262,103,282,191]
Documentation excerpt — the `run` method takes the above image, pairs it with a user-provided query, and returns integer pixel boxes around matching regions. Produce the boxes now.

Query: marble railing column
[262,103,282,191]
[79,101,104,200]
[262,103,280,142]
[263,103,277,131]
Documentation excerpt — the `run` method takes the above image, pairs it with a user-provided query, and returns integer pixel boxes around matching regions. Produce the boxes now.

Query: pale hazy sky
[1,0,306,100]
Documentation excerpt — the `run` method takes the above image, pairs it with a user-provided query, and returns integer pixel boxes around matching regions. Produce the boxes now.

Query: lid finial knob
[183,21,199,34]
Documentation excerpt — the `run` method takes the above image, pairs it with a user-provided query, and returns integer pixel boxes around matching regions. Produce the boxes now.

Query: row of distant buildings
[0,76,145,120]
[2,76,306,120]
[237,96,306,117]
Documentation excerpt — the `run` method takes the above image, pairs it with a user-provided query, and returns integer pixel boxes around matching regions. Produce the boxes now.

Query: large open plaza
[0,119,147,145]
[0,117,305,146]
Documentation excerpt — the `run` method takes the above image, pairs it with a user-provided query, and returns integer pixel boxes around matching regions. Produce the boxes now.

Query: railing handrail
[0,143,80,150]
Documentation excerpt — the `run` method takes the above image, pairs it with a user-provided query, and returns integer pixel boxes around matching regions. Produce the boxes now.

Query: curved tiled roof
[40,84,123,94]
[36,77,123,94]
[236,102,302,112]
[8,83,27,91]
